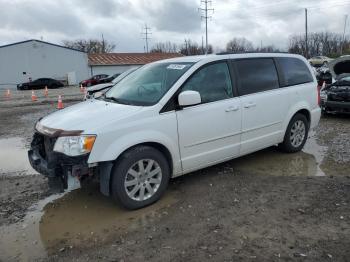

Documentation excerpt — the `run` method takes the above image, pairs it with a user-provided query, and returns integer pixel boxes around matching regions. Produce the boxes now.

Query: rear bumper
[310,107,321,129]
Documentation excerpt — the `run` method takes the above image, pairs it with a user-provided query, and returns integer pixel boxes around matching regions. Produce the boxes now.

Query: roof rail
[216,51,290,55]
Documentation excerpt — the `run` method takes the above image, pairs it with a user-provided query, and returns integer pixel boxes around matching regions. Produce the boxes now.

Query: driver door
[176,61,242,172]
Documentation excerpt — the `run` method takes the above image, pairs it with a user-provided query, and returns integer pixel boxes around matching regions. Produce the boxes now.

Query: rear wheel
[279,114,309,153]
[111,146,170,209]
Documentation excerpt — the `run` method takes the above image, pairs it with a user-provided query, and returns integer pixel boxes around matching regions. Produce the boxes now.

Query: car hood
[328,56,350,80]
[39,99,143,132]
[87,83,114,93]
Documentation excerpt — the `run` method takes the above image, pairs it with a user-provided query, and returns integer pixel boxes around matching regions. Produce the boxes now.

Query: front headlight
[53,135,96,156]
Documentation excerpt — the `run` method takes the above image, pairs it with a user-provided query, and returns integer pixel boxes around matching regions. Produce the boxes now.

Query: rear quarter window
[277,57,313,87]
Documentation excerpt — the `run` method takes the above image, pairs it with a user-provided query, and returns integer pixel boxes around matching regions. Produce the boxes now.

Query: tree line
[288,32,350,58]
[63,31,349,58]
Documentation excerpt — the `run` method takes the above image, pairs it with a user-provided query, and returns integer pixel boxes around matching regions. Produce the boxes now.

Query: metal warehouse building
[0,39,90,89]
[88,53,183,76]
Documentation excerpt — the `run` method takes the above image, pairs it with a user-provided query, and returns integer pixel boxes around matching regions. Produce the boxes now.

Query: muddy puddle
[0,132,332,261]
[230,132,328,177]
[0,184,177,261]
[0,137,37,176]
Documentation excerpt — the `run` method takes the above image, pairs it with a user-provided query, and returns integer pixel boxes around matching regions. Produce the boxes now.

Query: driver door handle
[244,102,256,109]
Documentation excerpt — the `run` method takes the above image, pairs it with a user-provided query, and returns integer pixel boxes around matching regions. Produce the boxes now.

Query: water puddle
[0,184,177,261]
[0,137,37,176]
[231,132,328,177]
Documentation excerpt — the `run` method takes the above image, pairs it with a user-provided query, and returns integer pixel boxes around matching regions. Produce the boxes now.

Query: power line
[141,24,151,53]
[199,0,214,54]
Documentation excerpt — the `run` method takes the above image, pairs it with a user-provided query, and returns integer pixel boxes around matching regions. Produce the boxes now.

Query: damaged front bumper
[28,132,90,190]
[321,100,350,114]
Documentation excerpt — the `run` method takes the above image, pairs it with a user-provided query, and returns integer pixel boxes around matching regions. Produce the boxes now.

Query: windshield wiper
[103,96,133,105]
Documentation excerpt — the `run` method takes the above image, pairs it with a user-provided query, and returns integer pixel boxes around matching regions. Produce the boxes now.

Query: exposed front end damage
[321,56,350,114]
[28,132,113,195]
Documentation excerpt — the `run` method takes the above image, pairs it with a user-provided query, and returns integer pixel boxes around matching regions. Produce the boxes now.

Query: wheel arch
[294,108,311,125]
[98,141,175,197]
[284,104,311,131]
[115,142,174,174]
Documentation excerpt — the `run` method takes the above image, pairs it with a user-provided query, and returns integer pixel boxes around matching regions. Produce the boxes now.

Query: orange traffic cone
[57,95,64,109]
[44,86,48,97]
[4,89,11,98]
[31,90,37,101]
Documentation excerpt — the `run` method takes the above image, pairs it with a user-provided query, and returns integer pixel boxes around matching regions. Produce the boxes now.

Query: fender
[88,130,182,175]
[282,101,311,137]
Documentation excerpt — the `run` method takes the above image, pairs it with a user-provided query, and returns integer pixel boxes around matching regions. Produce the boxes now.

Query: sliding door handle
[225,106,239,112]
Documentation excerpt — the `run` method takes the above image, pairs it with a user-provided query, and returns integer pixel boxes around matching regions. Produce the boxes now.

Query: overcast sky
[0,0,349,52]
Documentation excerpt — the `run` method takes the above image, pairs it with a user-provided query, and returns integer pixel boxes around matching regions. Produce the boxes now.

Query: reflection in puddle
[0,137,37,175]
[231,133,328,177]
[0,184,177,261]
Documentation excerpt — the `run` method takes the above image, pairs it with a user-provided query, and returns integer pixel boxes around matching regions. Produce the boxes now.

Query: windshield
[111,68,139,84]
[105,62,193,106]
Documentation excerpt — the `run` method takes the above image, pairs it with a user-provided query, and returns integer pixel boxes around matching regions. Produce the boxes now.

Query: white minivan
[29,53,321,209]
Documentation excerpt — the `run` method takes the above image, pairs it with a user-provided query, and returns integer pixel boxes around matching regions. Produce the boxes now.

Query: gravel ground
[0,91,349,262]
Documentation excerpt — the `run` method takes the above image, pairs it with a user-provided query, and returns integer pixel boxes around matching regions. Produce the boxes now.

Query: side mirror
[178,90,201,107]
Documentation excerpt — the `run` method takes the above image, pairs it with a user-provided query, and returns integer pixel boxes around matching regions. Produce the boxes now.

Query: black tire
[278,113,309,153]
[111,146,170,210]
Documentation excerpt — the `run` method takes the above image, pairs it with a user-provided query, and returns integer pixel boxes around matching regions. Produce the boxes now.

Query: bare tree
[63,39,116,54]
[288,32,350,57]
[256,45,281,53]
[179,39,213,55]
[226,37,254,53]
[150,42,178,53]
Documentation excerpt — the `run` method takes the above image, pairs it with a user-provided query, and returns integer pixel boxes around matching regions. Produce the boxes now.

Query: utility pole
[341,15,348,55]
[101,33,105,53]
[201,36,204,54]
[141,24,151,53]
[305,8,308,58]
[199,0,214,54]
[184,39,188,55]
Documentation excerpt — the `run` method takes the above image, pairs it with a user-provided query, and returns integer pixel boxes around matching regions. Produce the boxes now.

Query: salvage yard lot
[0,87,349,261]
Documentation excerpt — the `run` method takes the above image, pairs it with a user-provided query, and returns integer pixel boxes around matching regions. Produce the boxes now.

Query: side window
[236,58,279,96]
[182,62,233,104]
[277,57,313,87]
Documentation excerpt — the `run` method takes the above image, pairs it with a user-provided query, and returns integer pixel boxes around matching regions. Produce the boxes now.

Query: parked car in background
[320,56,350,114]
[17,78,64,90]
[79,74,108,87]
[86,67,139,99]
[29,53,320,209]
[97,73,121,84]
[308,56,333,67]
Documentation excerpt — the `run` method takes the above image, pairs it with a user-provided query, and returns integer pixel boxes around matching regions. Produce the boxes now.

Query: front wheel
[111,146,170,209]
[279,114,309,153]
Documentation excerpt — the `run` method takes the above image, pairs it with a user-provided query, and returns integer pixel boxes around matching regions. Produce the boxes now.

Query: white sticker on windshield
[167,64,187,70]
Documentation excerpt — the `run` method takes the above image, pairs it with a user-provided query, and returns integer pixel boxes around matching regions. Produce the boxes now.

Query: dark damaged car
[320,56,350,114]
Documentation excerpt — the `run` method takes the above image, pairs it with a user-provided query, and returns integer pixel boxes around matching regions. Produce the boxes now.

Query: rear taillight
[317,85,321,106]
